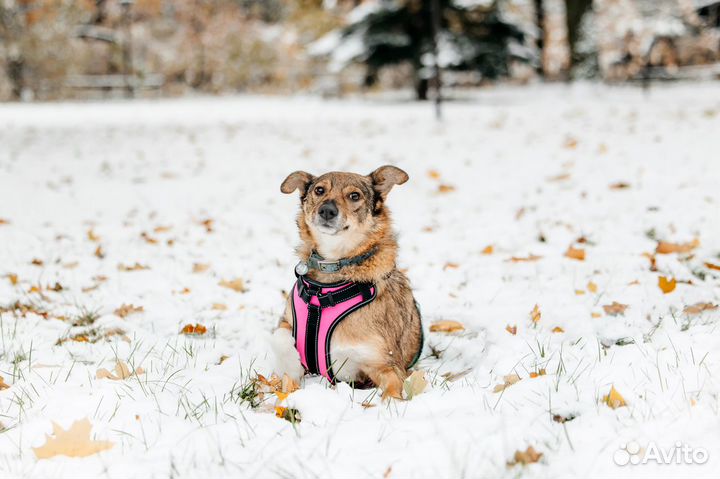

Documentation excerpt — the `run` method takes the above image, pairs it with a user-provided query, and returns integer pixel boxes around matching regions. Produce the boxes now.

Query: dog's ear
[280,171,314,195]
[369,165,408,200]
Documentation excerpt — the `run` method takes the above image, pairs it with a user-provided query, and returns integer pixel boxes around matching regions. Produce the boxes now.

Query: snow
[1,82,720,478]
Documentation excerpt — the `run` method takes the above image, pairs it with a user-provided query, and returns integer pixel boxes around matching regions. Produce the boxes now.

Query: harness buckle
[316,259,339,273]
[323,291,336,307]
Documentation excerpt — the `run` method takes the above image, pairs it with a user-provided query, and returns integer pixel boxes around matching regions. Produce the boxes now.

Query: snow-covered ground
[1,83,719,478]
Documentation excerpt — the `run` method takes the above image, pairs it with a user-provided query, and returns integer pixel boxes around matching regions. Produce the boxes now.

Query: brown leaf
[588,281,598,293]
[658,276,676,294]
[117,262,149,272]
[530,304,541,324]
[192,263,210,273]
[656,238,700,255]
[429,320,465,333]
[603,385,627,409]
[493,374,521,393]
[32,418,114,459]
[683,302,718,316]
[591,312,602,318]
[551,326,564,333]
[705,262,720,271]
[603,302,628,316]
[508,446,543,466]
[481,245,494,255]
[181,323,207,335]
[153,225,172,233]
[564,137,578,149]
[31,258,44,266]
[0,218,9,225]
[609,182,631,190]
[529,369,546,378]
[403,370,427,399]
[505,325,517,335]
[211,303,228,311]
[437,184,455,193]
[564,246,585,261]
[507,254,542,263]
[140,232,158,244]
[113,304,144,318]
[219,278,247,293]
[547,173,571,182]
[5,273,18,285]
[217,355,230,365]
[94,245,105,259]
[87,229,100,242]
[0,376,9,390]
[443,262,459,270]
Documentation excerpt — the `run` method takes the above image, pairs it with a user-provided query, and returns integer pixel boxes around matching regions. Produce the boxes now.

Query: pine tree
[328,0,525,99]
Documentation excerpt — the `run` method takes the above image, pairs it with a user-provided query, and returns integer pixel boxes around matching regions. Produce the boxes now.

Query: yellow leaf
[429,320,465,333]
[603,385,627,409]
[427,169,441,180]
[552,326,564,333]
[95,368,118,380]
[591,312,602,318]
[575,289,585,295]
[493,374,521,393]
[153,225,172,233]
[481,245,494,255]
[437,184,455,194]
[211,303,228,311]
[94,245,105,259]
[564,246,585,261]
[656,238,700,255]
[530,304,541,324]
[87,229,100,242]
[0,375,9,390]
[507,254,542,263]
[658,276,676,294]
[181,323,207,335]
[219,278,247,293]
[508,446,543,466]
[32,418,113,459]
[276,391,289,402]
[6,273,18,285]
[403,370,427,399]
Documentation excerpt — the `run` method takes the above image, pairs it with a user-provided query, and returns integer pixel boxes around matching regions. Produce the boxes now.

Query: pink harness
[291,276,376,382]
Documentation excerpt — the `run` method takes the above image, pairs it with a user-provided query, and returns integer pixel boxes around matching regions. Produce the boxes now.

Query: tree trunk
[415,77,429,101]
[534,0,545,77]
[565,0,593,70]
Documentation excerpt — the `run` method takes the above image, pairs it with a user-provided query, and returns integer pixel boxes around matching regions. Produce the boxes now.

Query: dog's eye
[348,192,361,201]
[314,186,325,196]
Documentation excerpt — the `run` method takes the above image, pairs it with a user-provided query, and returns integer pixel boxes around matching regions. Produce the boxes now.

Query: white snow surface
[0,83,719,478]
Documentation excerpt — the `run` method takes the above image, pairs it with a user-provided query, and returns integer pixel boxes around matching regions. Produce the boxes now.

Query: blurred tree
[332,0,525,100]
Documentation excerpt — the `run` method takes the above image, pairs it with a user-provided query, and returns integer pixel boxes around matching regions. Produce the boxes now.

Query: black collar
[295,247,378,275]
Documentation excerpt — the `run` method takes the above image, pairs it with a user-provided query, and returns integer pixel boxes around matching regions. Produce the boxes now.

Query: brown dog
[276,165,423,399]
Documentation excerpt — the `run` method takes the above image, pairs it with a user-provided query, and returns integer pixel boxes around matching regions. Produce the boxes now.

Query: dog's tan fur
[279,165,422,399]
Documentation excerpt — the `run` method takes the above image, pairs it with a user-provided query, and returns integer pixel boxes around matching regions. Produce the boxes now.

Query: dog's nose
[318,201,338,221]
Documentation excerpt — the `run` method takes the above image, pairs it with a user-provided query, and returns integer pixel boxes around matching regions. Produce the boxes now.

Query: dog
[274,165,423,399]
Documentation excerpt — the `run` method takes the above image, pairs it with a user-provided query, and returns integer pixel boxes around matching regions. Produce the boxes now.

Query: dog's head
[281,165,408,258]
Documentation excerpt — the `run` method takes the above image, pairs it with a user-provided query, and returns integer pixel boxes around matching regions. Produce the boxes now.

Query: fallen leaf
[31,258,44,266]
[0,218,9,225]
[5,273,18,285]
[200,218,214,233]
[564,137,578,149]
[683,302,718,316]
[529,369,546,378]
[575,289,585,295]
[96,361,143,381]
[117,262,148,271]
[564,246,585,261]
[481,245,494,255]
[505,325,517,335]
[429,320,465,333]
[62,261,79,269]
[153,225,172,233]
[603,302,628,316]
[427,169,441,180]
[274,406,301,423]
[493,374,521,393]
[437,184,455,194]
[181,323,207,335]
[281,374,300,394]
[140,232,158,244]
[591,312,602,318]
[403,370,427,399]
[658,276,676,294]
[656,238,700,254]
[603,385,627,409]
[530,304,541,324]
[217,355,230,365]
[552,326,564,333]
[113,304,144,318]
[211,303,228,311]
[552,414,576,423]
[87,229,100,242]
[609,182,631,190]
[219,278,246,293]
[443,262,459,270]
[192,263,210,273]
[32,418,113,459]
[507,254,542,263]
[0,376,9,390]
[508,446,543,466]
[94,245,105,259]
[704,262,720,271]
[547,173,571,182]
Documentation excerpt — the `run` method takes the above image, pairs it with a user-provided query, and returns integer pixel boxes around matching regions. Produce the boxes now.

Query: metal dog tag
[295,261,309,276]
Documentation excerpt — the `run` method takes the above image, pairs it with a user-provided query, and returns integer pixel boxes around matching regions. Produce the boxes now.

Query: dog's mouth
[314,218,350,235]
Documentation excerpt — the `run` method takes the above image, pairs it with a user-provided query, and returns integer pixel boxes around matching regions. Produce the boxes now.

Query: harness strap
[297,279,372,309]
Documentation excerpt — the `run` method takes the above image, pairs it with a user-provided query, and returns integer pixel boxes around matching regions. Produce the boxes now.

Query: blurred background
[0,0,719,102]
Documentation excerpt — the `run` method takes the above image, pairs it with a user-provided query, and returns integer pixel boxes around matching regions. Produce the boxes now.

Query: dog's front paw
[269,327,304,382]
